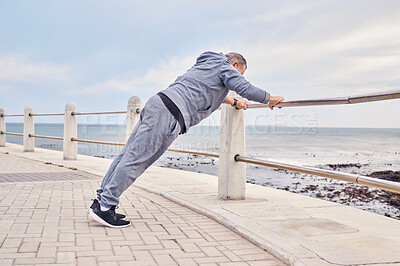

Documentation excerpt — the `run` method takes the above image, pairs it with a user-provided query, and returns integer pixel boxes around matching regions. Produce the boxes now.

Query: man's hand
[269,96,284,110]
[236,98,248,109]
[224,97,248,109]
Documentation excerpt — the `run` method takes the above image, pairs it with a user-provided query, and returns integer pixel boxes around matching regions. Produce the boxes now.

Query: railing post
[63,103,77,160]
[126,96,142,143]
[23,106,35,152]
[0,108,5,147]
[218,92,246,200]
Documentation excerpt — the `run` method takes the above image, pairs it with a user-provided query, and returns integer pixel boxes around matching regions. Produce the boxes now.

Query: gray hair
[225,52,247,69]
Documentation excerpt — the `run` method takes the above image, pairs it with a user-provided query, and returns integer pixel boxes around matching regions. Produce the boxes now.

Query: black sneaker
[89,204,131,228]
[90,199,126,220]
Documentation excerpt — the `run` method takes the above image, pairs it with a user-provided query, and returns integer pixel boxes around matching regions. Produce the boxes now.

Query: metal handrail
[0,131,23,136]
[71,110,129,116]
[71,137,125,146]
[1,114,24,117]
[28,134,63,141]
[246,90,400,109]
[167,148,219,158]
[69,137,219,157]
[235,155,400,194]
[29,113,64,116]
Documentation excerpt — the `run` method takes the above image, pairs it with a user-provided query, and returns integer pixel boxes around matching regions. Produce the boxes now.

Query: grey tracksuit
[97,51,271,208]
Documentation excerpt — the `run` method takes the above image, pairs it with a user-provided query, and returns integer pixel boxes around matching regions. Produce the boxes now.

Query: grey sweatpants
[97,94,181,208]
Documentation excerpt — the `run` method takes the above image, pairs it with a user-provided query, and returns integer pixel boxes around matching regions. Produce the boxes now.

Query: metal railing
[234,155,400,194]
[29,113,64,116]
[0,131,23,137]
[71,110,129,116]
[0,114,24,117]
[1,90,399,198]
[247,90,400,108]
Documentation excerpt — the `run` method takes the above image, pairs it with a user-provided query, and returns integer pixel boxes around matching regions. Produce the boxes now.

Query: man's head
[225,52,247,75]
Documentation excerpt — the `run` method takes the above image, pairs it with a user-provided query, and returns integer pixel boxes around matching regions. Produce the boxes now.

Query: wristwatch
[231,98,238,108]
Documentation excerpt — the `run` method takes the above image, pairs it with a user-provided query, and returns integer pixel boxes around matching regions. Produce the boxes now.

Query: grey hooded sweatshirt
[159,51,270,130]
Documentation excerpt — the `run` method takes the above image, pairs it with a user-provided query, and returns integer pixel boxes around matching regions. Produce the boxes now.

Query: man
[89,51,284,228]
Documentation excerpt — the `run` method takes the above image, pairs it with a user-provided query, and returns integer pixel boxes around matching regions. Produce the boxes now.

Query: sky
[0,0,399,128]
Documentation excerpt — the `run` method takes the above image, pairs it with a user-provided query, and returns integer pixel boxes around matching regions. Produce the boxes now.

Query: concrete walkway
[0,147,283,265]
[1,143,400,266]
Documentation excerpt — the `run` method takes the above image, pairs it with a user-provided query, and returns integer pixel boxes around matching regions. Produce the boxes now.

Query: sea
[4,122,400,219]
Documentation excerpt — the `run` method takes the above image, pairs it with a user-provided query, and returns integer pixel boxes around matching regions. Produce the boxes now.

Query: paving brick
[37,246,57,258]
[1,238,22,248]
[76,236,93,246]
[129,244,164,251]
[14,257,56,264]
[175,258,197,266]
[199,246,224,257]
[57,251,76,263]
[231,248,264,255]
[161,239,181,250]
[219,262,248,266]
[9,223,28,233]
[58,245,94,252]
[194,256,230,264]
[98,262,119,266]
[0,259,14,266]
[119,261,157,266]
[96,255,135,262]
[18,242,39,253]
[153,254,178,265]
[41,241,75,248]
[220,249,243,262]
[26,224,44,234]
[59,233,75,242]
[94,241,112,251]
[76,250,113,257]
[140,235,160,245]
[131,250,154,261]
[77,256,97,265]
[176,241,201,253]
[113,245,132,256]
[0,252,36,259]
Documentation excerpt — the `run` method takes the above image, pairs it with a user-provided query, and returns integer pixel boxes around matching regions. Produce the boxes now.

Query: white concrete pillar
[218,92,246,200]
[0,108,5,147]
[63,102,77,160]
[23,106,35,152]
[125,96,142,143]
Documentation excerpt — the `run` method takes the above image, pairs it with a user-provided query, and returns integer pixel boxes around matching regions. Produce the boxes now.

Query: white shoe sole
[89,209,131,228]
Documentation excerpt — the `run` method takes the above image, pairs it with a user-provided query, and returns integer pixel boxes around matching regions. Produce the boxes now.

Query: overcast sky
[1,0,399,128]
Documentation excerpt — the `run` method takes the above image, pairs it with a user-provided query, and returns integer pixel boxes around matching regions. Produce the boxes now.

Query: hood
[196,51,226,64]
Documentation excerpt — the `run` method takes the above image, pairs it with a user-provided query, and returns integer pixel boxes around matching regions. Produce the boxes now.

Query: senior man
[89,51,284,227]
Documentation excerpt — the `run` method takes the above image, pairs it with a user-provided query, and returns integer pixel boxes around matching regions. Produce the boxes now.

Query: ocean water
[4,122,400,219]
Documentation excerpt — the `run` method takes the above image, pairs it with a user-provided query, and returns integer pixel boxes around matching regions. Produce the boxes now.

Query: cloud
[0,54,76,84]
[241,13,400,97]
[69,54,196,96]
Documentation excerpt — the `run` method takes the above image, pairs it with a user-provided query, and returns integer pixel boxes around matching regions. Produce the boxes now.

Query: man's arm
[220,62,270,104]
[224,96,284,110]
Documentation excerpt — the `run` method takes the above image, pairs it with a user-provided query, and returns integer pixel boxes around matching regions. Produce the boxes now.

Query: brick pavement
[0,153,284,265]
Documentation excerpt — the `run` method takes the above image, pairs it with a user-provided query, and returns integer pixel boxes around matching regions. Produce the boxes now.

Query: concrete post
[23,106,35,152]
[63,102,77,160]
[0,108,5,147]
[218,92,246,200]
[125,96,142,143]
